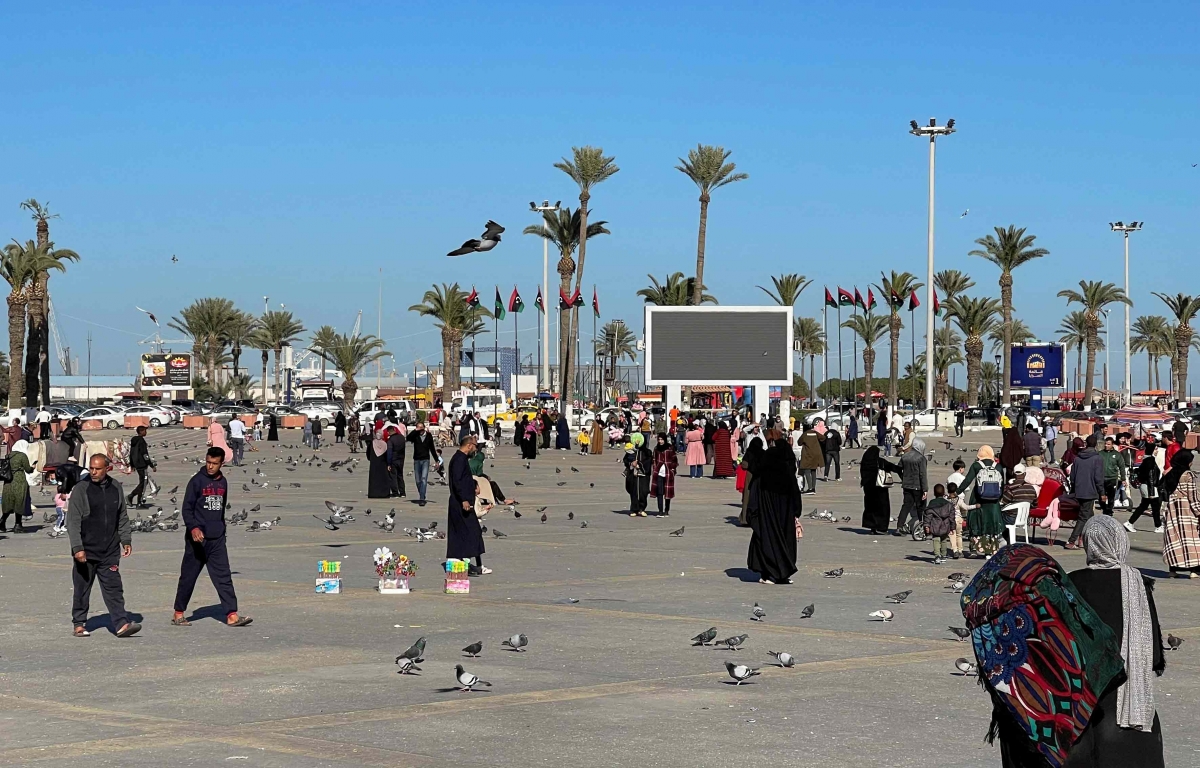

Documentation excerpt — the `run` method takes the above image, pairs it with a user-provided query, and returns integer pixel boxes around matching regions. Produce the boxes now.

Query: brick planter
[183,415,212,429]
[124,415,151,429]
[81,419,104,431]
[237,415,257,428]
[280,415,306,429]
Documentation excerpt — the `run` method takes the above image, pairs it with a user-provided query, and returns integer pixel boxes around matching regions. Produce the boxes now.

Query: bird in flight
[447,221,505,256]
[960,209,969,218]
[170,254,178,263]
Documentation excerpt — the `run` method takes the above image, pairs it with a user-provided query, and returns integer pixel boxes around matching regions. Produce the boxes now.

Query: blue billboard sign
[1010,344,1065,388]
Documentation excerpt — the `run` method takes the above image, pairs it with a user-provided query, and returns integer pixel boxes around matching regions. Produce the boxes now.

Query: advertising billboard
[645,306,793,386]
[140,353,192,390]
[1009,344,1064,388]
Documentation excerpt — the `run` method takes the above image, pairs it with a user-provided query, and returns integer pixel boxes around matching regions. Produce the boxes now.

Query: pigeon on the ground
[669,526,685,536]
[513,481,523,486]
[1167,634,1185,650]
[823,568,844,578]
[800,603,815,619]
[537,506,548,513]
[462,641,483,657]
[715,634,748,651]
[167,485,179,495]
[948,626,970,641]
[869,610,894,622]
[555,467,561,474]
[955,658,978,675]
[492,529,507,538]
[886,590,912,604]
[947,579,966,593]
[571,467,580,473]
[947,572,968,582]
[502,633,529,652]
[556,481,566,487]
[447,221,505,257]
[768,651,795,668]
[397,637,426,663]
[580,521,588,528]
[395,657,420,675]
[751,603,766,622]
[692,627,718,646]
[242,484,251,492]
[455,664,492,691]
[567,512,574,520]
[725,661,761,685]
[540,513,547,524]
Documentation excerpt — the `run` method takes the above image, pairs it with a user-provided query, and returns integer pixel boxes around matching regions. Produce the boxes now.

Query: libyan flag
[824,287,836,308]
[494,287,506,321]
[559,287,584,309]
[592,287,601,318]
[465,287,480,308]
[908,289,920,311]
[509,286,524,313]
[535,287,544,313]
[933,290,941,315]
[837,287,854,307]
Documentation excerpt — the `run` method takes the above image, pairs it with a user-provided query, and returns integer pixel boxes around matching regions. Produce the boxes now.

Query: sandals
[171,615,191,626]
[73,626,90,637]
[115,622,142,638]
[226,616,253,627]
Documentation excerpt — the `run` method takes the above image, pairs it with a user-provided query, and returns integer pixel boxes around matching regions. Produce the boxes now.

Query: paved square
[1,429,1197,767]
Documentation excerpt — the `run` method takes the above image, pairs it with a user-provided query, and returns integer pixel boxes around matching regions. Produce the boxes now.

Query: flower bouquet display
[374,547,417,594]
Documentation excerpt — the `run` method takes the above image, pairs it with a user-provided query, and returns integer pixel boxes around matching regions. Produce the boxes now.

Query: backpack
[961,545,1122,768]
[974,462,1004,502]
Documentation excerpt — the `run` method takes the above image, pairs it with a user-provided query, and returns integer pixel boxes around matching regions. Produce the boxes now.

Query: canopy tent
[1113,404,1171,435]
[1136,390,1171,397]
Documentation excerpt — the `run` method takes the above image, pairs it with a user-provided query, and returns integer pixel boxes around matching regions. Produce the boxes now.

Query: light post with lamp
[530,200,561,395]
[1109,221,1141,405]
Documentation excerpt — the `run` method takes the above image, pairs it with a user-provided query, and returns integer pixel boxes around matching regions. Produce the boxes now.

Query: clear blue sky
[1,1,1196,392]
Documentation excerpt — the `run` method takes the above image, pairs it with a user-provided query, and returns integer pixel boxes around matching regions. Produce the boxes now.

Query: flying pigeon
[669,526,685,536]
[536,506,548,513]
[886,590,912,604]
[724,661,761,685]
[170,254,178,263]
[313,515,340,531]
[1167,634,1185,650]
[800,603,815,619]
[869,610,894,622]
[948,626,971,641]
[397,637,426,663]
[768,651,796,668]
[823,568,844,578]
[692,627,718,646]
[501,633,529,652]
[955,658,978,676]
[751,603,766,622]
[447,221,505,257]
[324,501,353,516]
[715,634,748,651]
[395,657,420,675]
[462,641,483,658]
[455,665,492,692]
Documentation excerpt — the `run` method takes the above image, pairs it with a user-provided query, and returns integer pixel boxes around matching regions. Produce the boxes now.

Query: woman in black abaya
[860,446,900,534]
[366,431,392,499]
[746,429,803,585]
[267,412,279,442]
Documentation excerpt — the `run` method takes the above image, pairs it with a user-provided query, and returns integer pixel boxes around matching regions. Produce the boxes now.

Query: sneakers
[1123,521,1137,533]
[951,550,962,560]
[1155,525,1165,534]
[933,557,946,565]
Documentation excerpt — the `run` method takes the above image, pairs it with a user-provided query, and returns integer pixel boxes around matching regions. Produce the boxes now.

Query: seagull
[725,662,761,685]
[1167,633,1185,650]
[823,568,844,578]
[800,603,815,619]
[170,254,178,263]
[768,651,796,668]
[886,590,912,604]
[715,634,748,651]
[955,658,978,676]
[501,633,529,652]
[948,626,971,641]
[462,641,483,658]
[751,603,766,622]
[869,610,894,622]
[455,665,492,692]
[397,637,426,663]
[447,221,505,257]
[691,627,718,646]
[395,657,420,675]
[960,209,969,218]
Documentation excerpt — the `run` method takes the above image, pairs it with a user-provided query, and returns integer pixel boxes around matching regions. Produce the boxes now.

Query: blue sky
[1,1,1196,392]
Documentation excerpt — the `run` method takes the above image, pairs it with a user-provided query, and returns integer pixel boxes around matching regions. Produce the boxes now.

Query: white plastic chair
[1003,501,1032,546]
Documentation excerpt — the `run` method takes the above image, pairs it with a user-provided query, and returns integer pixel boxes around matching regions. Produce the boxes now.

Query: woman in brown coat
[1161,449,1200,578]
[650,433,678,516]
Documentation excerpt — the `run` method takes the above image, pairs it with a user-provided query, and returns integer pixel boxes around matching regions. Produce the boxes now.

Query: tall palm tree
[637,273,717,306]
[1057,310,1098,402]
[313,333,388,405]
[223,310,258,382]
[228,373,258,402]
[1131,315,1171,392]
[1152,293,1200,400]
[408,283,488,394]
[676,145,748,306]
[310,325,340,381]
[19,200,80,406]
[793,317,825,406]
[555,146,619,410]
[1058,281,1130,406]
[594,320,638,387]
[875,270,923,406]
[969,225,1050,404]
[988,318,1034,354]
[251,310,305,402]
[759,273,810,402]
[168,298,237,385]
[0,242,60,407]
[933,325,965,406]
[944,295,1001,407]
[979,362,1001,405]
[842,313,888,408]
[523,207,610,391]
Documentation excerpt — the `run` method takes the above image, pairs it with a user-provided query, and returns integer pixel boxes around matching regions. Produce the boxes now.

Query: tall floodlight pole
[1110,221,1141,404]
[909,117,956,414]
[530,200,561,394]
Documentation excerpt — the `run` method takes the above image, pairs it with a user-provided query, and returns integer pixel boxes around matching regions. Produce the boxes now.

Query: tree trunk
[273,347,283,402]
[36,218,51,406]
[936,371,949,406]
[261,350,269,403]
[342,377,358,406]
[692,193,709,306]
[1154,355,1160,392]
[810,354,816,407]
[1084,324,1100,407]
[232,346,241,379]
[7,293,27,408]
[888,311,901,407]
[1175,324,1191,402]
[24,276,45,407]
[557,265,573,396]
[999,273,1013,405]
[965,336,983,408]
[564,191,592,412]
[863,347,876,409]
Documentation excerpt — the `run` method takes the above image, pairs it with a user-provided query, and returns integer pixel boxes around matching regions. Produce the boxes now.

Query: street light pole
[1110,221,1141,404]
[530,200,561,396]
[909,118,956,413]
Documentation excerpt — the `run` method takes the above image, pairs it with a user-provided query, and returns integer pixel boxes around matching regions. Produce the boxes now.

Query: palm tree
[1057,310,1097,402]
[310,325,340,381]
[228,373,258,402]
[409,283,488,394]
[313,333,388,406]
[523,207,610,392]
[933,325,965,406]
[637,273,717,306]
[251,310,305,402]
[759,273,810,402]
[19,200,79,406]
[676,145,748,306]
[969,225,1050,404]
[223,310,258,381]
[1131,315,1170,392]
[1152,293,1200,400]
[169,298,238,385]
[988,318,1034,354]
[555,146,619,410]
[979,362,1001,405]
[793,317,825,406]
[594,320,637,389]
[0,242,60,407]
[875,270,924,407]
[944,295,1001,407]
[842,313,888,408]
[1058,281,1130,406]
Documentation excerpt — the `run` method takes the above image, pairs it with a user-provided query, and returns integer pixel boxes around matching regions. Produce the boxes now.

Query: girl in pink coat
[685,425,706,478]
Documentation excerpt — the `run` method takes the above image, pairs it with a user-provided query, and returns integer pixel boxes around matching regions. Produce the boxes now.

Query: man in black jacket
[407,421,439,506]
[127,425,155,508]
[66,454,140,638]
[387,426,407,498]
[822,427,843,481]
[172,447,252,627]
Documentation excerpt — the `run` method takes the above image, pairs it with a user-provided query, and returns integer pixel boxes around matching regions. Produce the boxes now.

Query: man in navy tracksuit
[172,447,252,627]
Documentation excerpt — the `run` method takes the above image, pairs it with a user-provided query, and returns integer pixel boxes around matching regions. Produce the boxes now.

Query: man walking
[954,408,965,438]
[387,424,407,499]
[407,421,439,506]
[1065,434,1105,549]
[127,425,155,508]
[66,454,140,638]
[1099,435,1125,517]
[822,426,842,481]
[227,416,246,466]
[1022,423,1043,467]
[895,437,929,537]
[35,406,52,440]
[172,447,252,627]
[1043,420,1058,464]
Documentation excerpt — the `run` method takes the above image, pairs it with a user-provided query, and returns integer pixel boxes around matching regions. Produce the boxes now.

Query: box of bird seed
[316,560,341,594]
[444,559,470,594]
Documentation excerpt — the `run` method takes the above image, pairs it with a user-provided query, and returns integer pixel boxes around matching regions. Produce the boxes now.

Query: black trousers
[131,467,148,505]
[72,553,129,628]
[824,451,841,480]
[174,536,238,616]
[1129,497,1163,527]
[955,421,964,437]
[897,488,925,531]
[1068,499,1097,544]
[1102,480,1119,516]
[389,459,406,497]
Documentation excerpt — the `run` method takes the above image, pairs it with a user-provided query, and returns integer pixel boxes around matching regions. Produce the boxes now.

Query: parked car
[354,399,419,424]
[803,407,848,428]
[122,404,178,427]
[209,405,254,425]
[79,406,128,430]
[295,402,340,428]
[910,408,955,428]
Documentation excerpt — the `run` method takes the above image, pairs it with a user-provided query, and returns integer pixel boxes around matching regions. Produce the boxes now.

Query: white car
[122,405,177,427]
[803,407,849,428]
[569,408,597,429]
[80,406,128,430]
[295,402,340,429]
[910,408,955,428]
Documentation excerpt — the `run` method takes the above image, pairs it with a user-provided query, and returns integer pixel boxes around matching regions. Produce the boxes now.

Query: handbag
[0,457,12,483]
[877,469,894,487]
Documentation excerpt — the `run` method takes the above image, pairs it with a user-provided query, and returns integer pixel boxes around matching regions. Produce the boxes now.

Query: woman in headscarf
[999,422,1025,480]
[739,428,766,526]
[1063,435,1086,468]
[589,416,604,455]
[650,433,677,516]
[334,411,346,444]
[267,411,279,442]
[875,411,888,453]
[555,411,571,450]
[366,430,392,499]
[746,429,802,584]
[522,417,539,460]
[623,436,653,517]
[846,412,859,448]
[860,445,901,535]
[684,421,705,478]
[0,439,33,533]
[207,420,232,463]
[1061,515,1166,766]
[60,417,83,459]
[1161,449,1200,578]
[959,445,1005,556]
[702,418,717,465]
[711,421,734,479]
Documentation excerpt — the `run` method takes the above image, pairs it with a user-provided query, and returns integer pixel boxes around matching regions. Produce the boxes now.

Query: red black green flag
[865,288,876,311]
[592,287,600,318]
[824,287,836,308]
[837,287,854,307]
[889,288,902,308]
[465,287,480,307]
[854,288,865,310]
[509,286,524,313]
[908,290,920,312]
[535,287,544,313]
[559,288,583,309]
[933,290,941,315]
[493,287,506,321]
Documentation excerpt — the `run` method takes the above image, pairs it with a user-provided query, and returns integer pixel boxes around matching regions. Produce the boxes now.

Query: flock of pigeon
[392,633,529,692]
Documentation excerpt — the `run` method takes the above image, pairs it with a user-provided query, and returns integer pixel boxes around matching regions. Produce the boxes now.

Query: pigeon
[960,209,969,218]
[242,484,251,492]
[258,517,281,530]
[246,521,261,532]
[513,481,523,486]
[823,568,844,578]
[947,579,966,593]
[167,485,179,495]
[455,664,492,691]
[536,506,548,513]
[462,641,483,658]
[501,633,529,652]
[715,634,748,651]
[948,626,971,641]
[751,603,766,622]
[541,513,548,524]
[447,221,505,257]
[1167,634,1184,650]
[886,590,912,604]
[841,516,851,522]
[567,512,574,520]
[691,627,718,646]
[800,603,815,619]
[397,637,426,663]
[555,467,561,474]
[869,610,894,622]
[580,520,588,528]
[669,526,685,536]
[724,662,760,685]
[556,481,566,487]
[955,658,978,676]
[170,254,178,263]
[947,572,968,582]
[324,501,353,516]
[513,510,522,519]
[768,651,796,668]
[570,467,580,473]
[46,528,66,538]
[395,657,420,675]
[290,483,302,488]
[313,515,340,531]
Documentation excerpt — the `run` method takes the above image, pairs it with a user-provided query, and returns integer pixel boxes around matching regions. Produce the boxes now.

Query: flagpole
[852,296,859,411]
[592,285,597,407]
[837,302,844,418]
[822,301,828,408]
[910,304,916,408]
[514,294,519,403]
[536,301,541,395]
[494,300,499,423]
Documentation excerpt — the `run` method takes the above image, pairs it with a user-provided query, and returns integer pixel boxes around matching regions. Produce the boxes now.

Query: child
[945,481,966,559]
[951,480,980,559]
[922,483,955,564]
[53,489,69,532]
[577,429,590,456]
